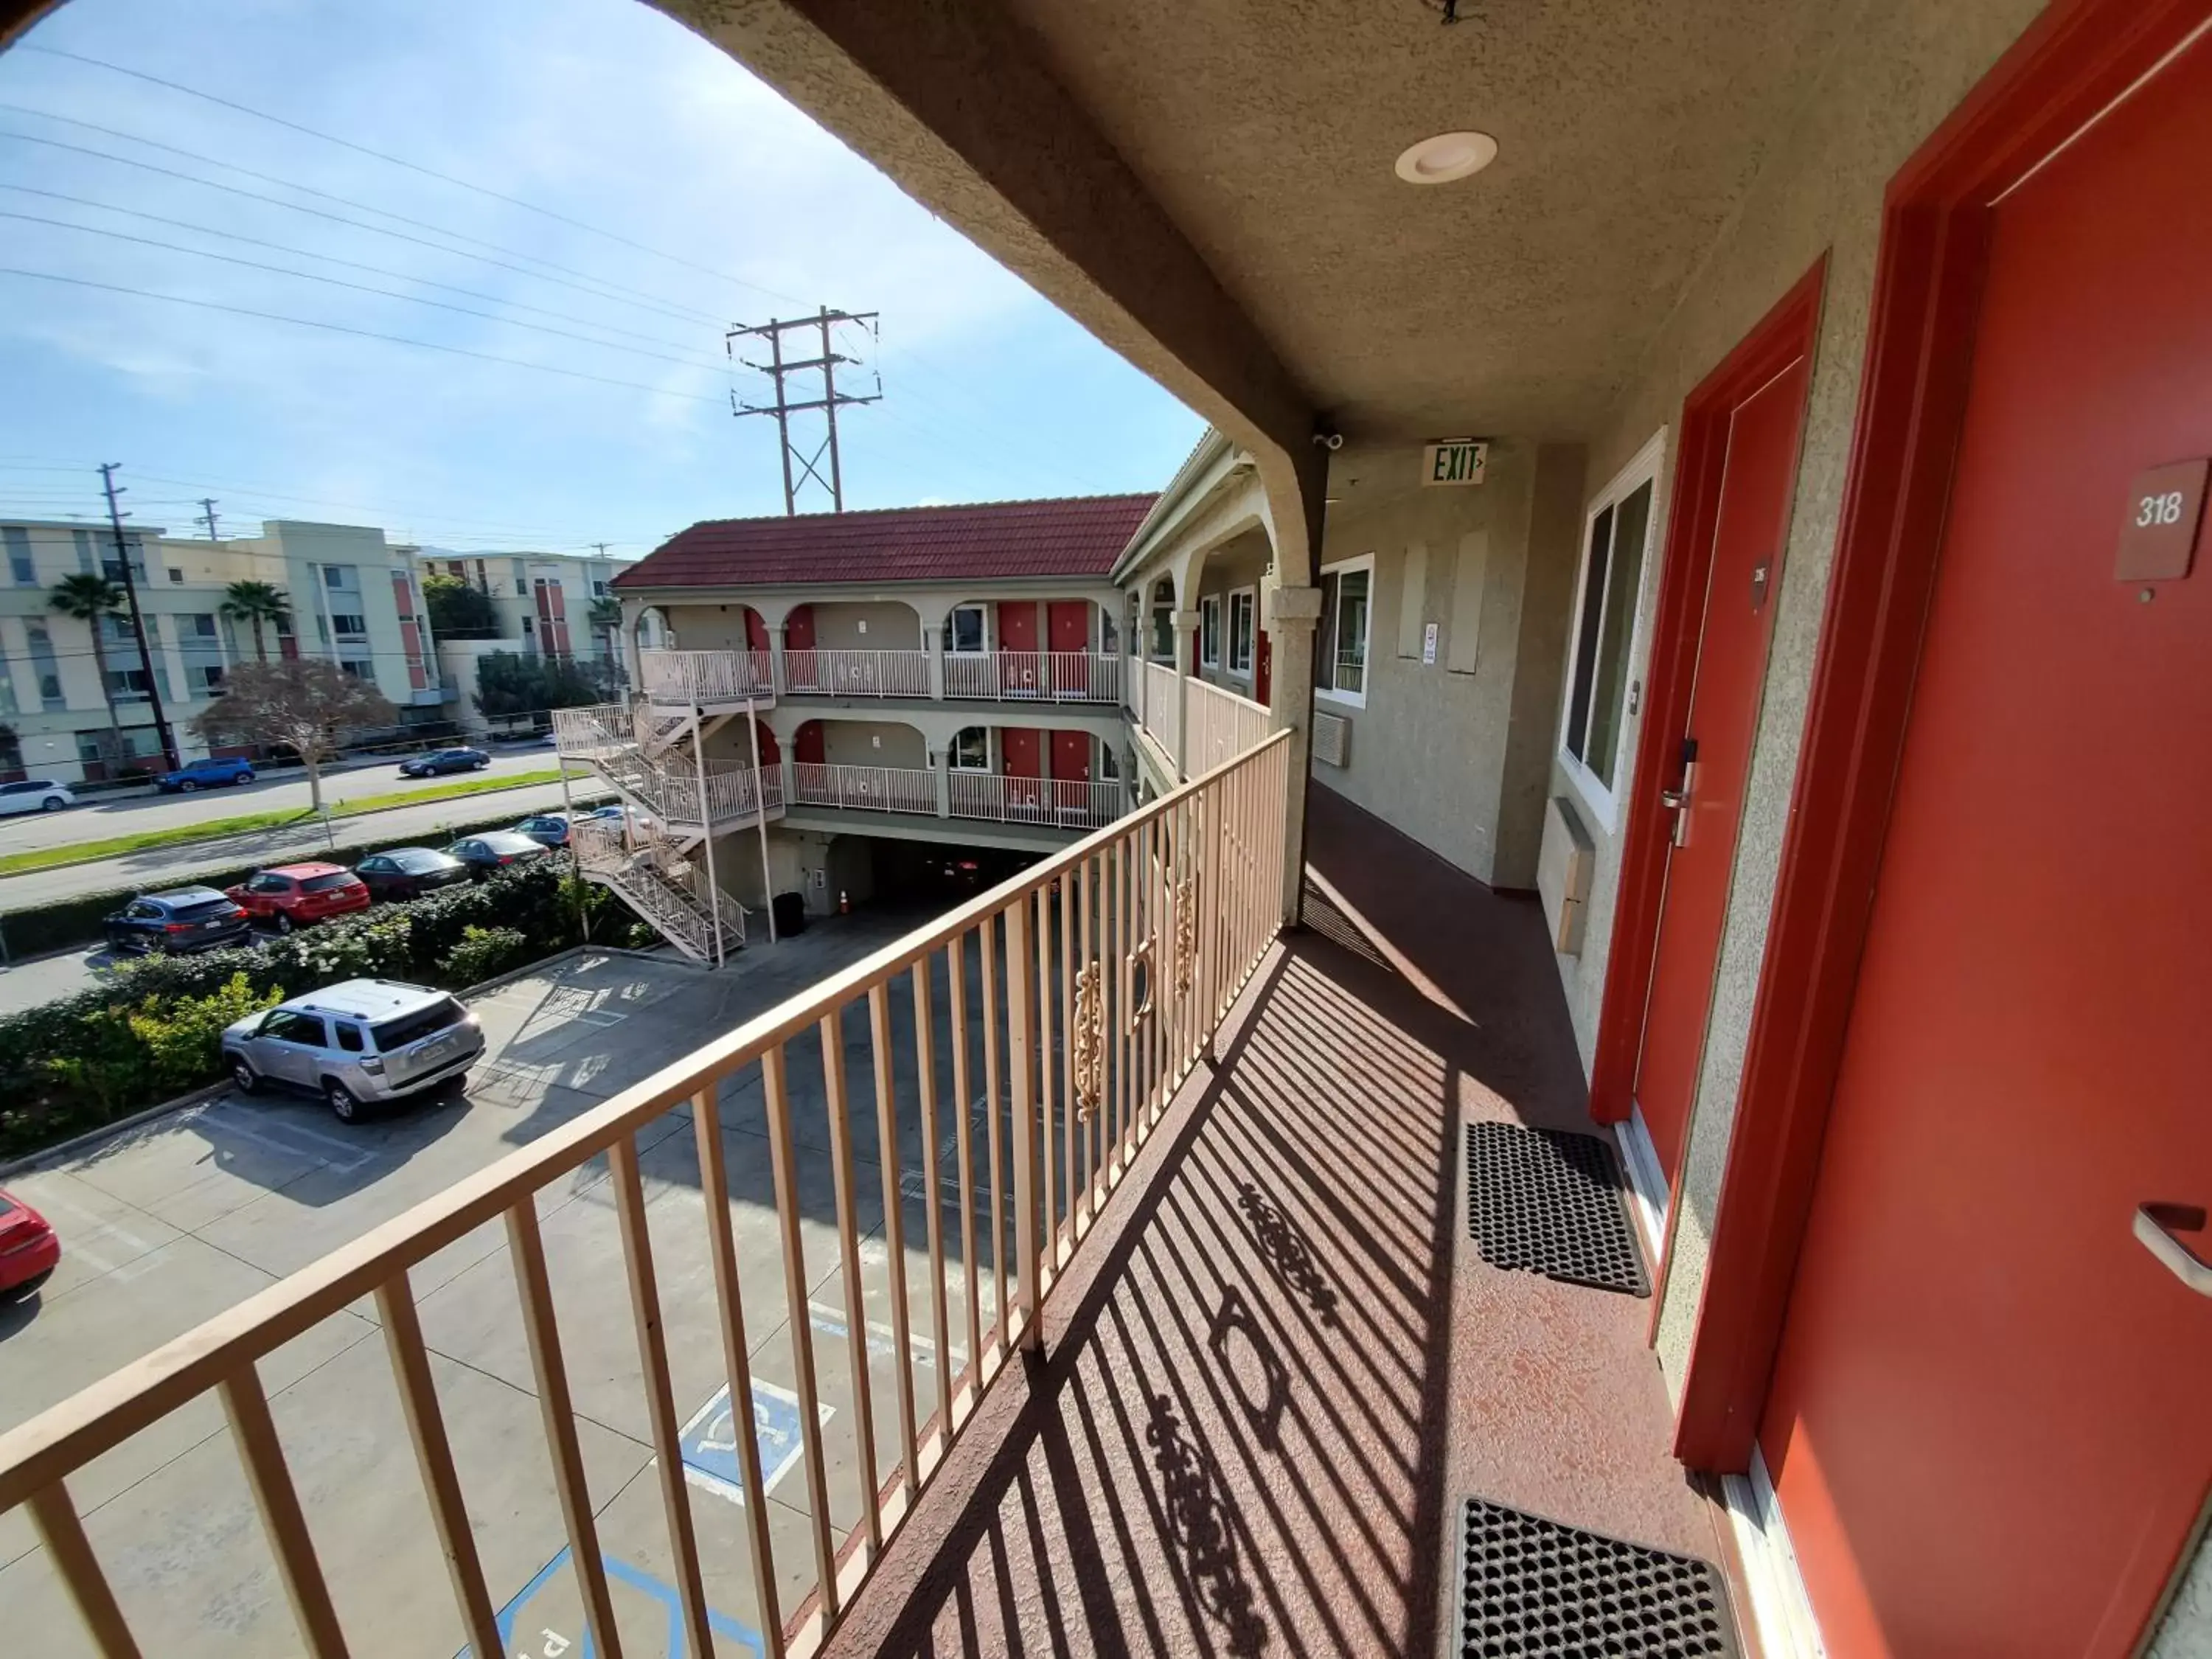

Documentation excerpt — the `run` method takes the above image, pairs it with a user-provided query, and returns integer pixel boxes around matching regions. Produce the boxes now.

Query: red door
[1255,623,1271,707]
[744,607,769,652]
[794,720,824,766]
[1051,729,1090,821]
[749,720,780,766]
[998,601,1040,697]
[1760,41,2212,1655]
[1048,600,1089,698]
[1630,354,1809,1186]
[1001,726,1043,815]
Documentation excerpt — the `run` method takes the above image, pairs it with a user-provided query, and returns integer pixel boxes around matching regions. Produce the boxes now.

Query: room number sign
[2115,456,2208,581]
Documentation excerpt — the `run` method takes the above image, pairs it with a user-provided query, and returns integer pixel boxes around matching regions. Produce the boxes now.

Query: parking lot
[0,907,1015,1658]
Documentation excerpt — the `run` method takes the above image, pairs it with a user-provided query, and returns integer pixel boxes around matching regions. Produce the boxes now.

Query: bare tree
[190,660,395,820]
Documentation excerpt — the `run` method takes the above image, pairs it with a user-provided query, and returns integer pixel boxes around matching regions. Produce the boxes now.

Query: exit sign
[1422,438,1487,486]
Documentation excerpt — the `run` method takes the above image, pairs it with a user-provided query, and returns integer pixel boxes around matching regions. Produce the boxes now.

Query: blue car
[156,757,257,793]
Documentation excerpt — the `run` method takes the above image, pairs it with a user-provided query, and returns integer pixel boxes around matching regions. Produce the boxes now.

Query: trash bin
[773,891,807,938]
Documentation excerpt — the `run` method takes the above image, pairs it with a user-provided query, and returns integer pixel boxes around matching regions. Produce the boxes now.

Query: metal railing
[571,817,744,960]
[640,647,775,704]
[943,651,1122,703]
[948,771,1124,830]
[783,648,930,699]
[790,761,937,816]
[1141,661,1182,764]
[552,703,781,828]
[0,731,1291,1659]
[1183,676,1273,777]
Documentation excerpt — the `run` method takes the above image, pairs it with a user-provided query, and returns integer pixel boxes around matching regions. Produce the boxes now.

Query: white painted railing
[640,647,774,704]
[943,651,1122,703]
[0,733,1293,1659]
[571,817,743,960]
[1183,676,1273,777]
[552,703,781,827]
[1142,660,1182,765]
[790,762,937,816]
[949,771,1123,831]
[783,648,930,699]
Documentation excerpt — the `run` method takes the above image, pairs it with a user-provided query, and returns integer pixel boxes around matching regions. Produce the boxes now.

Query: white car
[0,779,73,816]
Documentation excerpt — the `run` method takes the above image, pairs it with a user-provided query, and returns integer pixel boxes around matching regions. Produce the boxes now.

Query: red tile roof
[613,495,1156,591]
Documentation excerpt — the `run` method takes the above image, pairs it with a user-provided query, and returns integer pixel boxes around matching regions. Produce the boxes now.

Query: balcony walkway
[821,785,1726,1656]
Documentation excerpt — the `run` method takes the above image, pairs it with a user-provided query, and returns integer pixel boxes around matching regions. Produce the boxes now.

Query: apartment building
[416,547,633,734]
[0,516,442,782]
[553,495,1150,952]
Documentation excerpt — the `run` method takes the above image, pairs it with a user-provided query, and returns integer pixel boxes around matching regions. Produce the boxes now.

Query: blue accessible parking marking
[677,1377,832,1508]
[473,1547,763,1658]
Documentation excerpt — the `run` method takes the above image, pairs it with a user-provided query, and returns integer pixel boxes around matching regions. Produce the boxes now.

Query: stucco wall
[661,603,759,651]
[819,718,928,769]
[1301,437,1582,890]
[806,600,924,650]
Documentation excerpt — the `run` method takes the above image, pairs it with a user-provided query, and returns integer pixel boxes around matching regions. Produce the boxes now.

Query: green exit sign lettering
[1422,439,1487,486]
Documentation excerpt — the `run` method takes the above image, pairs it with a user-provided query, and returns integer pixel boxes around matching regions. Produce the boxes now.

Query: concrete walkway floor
[820,785,1728,1656]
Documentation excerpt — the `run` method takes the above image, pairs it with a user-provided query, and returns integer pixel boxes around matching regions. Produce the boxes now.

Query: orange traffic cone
[838,888,851,915]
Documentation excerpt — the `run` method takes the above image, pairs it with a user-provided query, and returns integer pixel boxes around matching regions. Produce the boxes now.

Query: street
[0,759,605,927]
[0,908,1018,1658]
[0,747,563,858]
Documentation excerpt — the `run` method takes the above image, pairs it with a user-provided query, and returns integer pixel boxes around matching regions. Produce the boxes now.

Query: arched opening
[784,599,926,695]
[1189,529,1272,703]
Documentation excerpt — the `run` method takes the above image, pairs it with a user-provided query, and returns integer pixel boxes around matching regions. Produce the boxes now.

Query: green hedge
[0,863,657,1159]
[0,807,540,959]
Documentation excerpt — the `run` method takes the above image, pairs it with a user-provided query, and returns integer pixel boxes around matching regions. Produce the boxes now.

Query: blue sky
[0,0,1203,555]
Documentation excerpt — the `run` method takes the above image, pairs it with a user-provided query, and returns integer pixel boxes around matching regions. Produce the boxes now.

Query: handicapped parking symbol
[470,1547,762,1659]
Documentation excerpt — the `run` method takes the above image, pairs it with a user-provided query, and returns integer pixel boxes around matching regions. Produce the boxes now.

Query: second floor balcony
[637,645,1125,710]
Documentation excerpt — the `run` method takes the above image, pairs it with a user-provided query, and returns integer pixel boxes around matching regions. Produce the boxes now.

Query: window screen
[1562,480,1654,793]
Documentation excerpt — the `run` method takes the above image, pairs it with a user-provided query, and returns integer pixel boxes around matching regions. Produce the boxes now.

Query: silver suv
[223,978,484,1121]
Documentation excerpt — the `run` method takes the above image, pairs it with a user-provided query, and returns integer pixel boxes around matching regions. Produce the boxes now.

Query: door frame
[1672,0,2212,1473]
[1587,256,1827,1141]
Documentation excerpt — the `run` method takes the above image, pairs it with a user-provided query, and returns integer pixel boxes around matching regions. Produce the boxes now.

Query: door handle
[2133,1203,2212,1295]
[1659,788,1689,808]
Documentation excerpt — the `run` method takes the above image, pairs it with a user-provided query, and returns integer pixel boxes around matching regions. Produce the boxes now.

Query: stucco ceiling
[990,0,1840,441]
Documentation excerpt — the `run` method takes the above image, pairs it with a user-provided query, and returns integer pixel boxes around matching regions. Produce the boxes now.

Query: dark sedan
[447,831,552,878]
[102,888,253,956]
[398,747,490,778]
[353,846,472,901]
[510,813,570,848]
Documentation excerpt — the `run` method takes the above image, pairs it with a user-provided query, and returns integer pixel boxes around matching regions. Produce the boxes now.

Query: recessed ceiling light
[1394,130,1498,185]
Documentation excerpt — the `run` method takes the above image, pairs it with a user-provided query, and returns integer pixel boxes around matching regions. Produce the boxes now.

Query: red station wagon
[226,862,373,933]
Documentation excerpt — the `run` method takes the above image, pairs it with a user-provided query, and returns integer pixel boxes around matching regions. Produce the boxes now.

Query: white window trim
[1226,586,1257,681]
[947,602,990,655]
[1315,552,1375,710]
[1199,594,1222,669]
[1557,427,1668,835]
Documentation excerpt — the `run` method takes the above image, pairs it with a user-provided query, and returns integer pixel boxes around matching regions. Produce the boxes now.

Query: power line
[18,45,802,304]
[0,208,737,373]
[0,266,730,403]
[0,182,723,356]
[0,125,726,328]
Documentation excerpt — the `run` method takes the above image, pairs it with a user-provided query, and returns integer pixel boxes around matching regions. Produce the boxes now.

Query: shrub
[129,973,285,1093]
[440,925,530,985]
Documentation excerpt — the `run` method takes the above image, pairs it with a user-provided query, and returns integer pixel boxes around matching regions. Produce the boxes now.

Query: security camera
[1312,428,1345,451]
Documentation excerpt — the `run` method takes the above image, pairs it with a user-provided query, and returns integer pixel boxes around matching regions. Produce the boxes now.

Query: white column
[1266,584,1324,924]
[768,622,787,698]
[1169,608,1200,782]
[931,747,952,817]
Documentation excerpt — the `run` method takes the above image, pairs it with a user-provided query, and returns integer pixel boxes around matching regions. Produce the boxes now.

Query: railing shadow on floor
[830,923,1467,1659]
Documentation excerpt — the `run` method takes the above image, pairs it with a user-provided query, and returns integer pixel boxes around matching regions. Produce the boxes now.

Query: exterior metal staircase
[571,819,744,963]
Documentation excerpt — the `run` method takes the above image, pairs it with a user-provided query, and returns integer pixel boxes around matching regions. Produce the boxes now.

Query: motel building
[2,1,2210,1656]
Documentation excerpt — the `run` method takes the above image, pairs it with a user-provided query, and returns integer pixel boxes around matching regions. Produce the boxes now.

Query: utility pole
[195,497,221,540]
[590,542,611,557]
[727,306,881,515]
[97,465,182,773]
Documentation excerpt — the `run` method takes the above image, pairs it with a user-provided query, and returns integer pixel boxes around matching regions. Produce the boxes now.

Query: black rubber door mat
[1458,1497,1741,1658]
[1464,1122,1649,1295]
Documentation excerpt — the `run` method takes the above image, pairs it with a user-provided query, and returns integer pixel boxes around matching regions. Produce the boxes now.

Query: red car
[0,1191,60,1298]
[226,862,372,933]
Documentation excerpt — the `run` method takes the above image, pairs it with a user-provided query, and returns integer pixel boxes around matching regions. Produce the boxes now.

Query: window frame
[949,726,990,771]
[1556,428,1668,834]
[1314,553,1376,710]
[1225,588,1256,680]
[946,603,988,655]
[1199,594,1222,669]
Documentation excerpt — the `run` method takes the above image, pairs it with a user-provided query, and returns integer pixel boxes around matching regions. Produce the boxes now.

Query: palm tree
[219,580,291,663]
[48,572,129,771]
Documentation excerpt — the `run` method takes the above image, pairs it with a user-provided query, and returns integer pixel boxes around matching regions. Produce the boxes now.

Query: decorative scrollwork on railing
[1072,961,1106,1120]
[1127,936,1156,1031]
[1174,875,1198,995]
